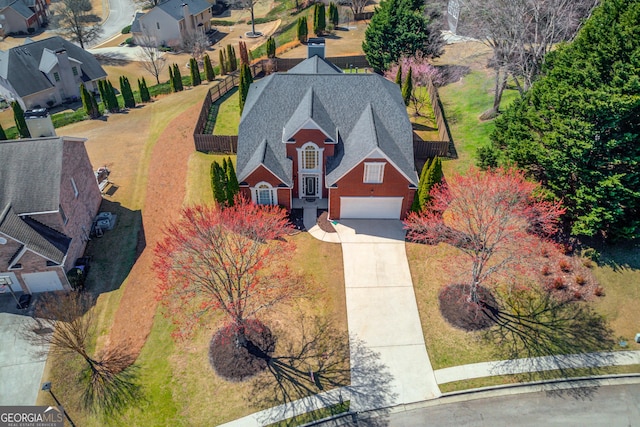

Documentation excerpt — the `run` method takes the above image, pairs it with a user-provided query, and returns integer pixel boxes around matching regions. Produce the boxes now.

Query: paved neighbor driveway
[0,295,49,405]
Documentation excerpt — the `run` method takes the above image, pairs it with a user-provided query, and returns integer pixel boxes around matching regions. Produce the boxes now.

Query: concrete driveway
[0,295,49,405]
[333,220,441,411]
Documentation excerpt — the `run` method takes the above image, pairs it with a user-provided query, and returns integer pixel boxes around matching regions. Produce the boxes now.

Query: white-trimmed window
[302,144,319,170]
[363,162,385,184]
[253,182,277,205]
[71,177,79,198]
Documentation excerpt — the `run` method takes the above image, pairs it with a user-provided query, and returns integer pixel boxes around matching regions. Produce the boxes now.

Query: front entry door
[303,176,318,197]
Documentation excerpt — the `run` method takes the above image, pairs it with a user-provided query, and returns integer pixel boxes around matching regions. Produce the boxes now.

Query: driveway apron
[334,220,441,411]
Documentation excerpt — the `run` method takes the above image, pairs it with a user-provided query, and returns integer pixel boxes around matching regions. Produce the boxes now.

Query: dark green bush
[121,25,131,34]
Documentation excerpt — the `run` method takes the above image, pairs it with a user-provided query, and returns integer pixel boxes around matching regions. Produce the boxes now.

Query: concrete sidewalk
[334,220,441,410]
[434,351,640,384]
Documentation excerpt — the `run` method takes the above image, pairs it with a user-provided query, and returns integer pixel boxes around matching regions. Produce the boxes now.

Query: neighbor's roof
[130,12,145,33]
[0,205,70,264]
[156,0,212,21]
[237,56,416,187]
[0,0,34,19]
[0,137,85,264]
[0,36,107,98]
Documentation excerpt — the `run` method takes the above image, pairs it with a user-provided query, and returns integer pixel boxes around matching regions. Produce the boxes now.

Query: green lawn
[438,71,518,175]
[213,88,240,135]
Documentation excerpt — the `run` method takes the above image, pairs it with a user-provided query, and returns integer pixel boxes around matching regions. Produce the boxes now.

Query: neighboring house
[0,0,48,36]
[131,0,213,48]
[237,40,418,220]
[0,136,102,294]
[0,36,107,110]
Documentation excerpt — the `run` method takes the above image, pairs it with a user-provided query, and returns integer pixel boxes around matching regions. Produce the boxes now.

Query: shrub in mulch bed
[438,284,497,331]
[317,210,336,233]
[209,319,276,382]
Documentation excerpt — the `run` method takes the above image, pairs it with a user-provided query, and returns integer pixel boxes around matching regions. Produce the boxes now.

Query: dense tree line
[485,0,640,239]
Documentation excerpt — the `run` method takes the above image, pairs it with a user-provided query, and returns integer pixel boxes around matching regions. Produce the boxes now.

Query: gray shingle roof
[237,58,417,187]
[288,55,342,74]
[0,0,34,19]
[0,205,68,264]
[0,36,107,98]
[131,12,145,33]
[0,137,64,214]
[156,0,211,21]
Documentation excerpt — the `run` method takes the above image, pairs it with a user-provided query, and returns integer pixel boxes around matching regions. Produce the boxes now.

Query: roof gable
[237,57,417,188]
[156,0,211,21]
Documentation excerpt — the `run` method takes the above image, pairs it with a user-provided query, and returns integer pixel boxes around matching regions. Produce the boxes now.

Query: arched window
[301,143,319,170]
[254,182,276,205]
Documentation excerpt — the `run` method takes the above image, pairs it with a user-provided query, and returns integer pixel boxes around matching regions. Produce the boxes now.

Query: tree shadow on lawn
[481,285,616,399]
[577,236,640,272]
[248,315,396,426]
[83,199,144,295]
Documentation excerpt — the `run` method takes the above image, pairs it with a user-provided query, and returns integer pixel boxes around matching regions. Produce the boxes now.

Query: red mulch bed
[438,284,497,331]
[317,211,336,233]
[209,320,276,382]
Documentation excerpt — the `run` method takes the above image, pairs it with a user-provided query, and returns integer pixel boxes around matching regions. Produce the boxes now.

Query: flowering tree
[384,54,443,116]
[405,168,565,303]
[154,198,304,343]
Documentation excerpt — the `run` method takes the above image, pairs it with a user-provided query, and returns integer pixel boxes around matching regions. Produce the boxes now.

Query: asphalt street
[89,0,137,47]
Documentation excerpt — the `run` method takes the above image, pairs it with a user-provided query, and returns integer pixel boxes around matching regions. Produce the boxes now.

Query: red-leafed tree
[154,198,304,345]
[405,167,566,304]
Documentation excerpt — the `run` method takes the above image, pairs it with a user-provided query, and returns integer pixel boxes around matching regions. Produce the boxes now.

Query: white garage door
[340,197,403,219]
[22,271,64,293]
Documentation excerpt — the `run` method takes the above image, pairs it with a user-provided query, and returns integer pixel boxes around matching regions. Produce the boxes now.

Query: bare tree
[461,0,599,118]
[134,0,160,10]
[52,0,103,49]
[181,30,210,60]
[137,32,167,85]
[348,0,368,15]
[25,291,141,415]
[234,0,263,37]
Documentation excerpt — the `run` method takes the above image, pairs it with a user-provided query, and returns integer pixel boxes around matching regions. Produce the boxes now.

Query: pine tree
[395,65,402,85]
[189,58,200,86]
[169,66,176,92]
[219,50,227,75]
[173,64,184,91]
[314,3,326,36]
[11,101,30,138]
[225,157,239,205]
[203,54,215,81]
[239,62,254,113]
[297,17,308,43]
[0,123,7,141]
[266,37,276,58]
[402,67,412,106]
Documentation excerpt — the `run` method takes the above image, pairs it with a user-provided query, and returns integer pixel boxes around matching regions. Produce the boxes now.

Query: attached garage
[339,197,403,219]
[22,271,64,293]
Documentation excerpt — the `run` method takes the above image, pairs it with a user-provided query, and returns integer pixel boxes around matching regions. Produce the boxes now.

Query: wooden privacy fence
[426,77,452,146]
[268,55,370,72]
[193,62,263,152]
[413,137,449,159]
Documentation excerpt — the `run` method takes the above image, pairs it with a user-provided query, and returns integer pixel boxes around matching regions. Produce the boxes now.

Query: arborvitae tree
[395,65,402,85]
[138,78,151,102]
[401,67,412,106]
[98,79,108,108]
[266,36,276,58]
[211,161,227,204]
[120,76,136,109]
[107,80,120,112]
[169,65,176,92]
[225,157,239,205]
[417,157,443,210]
[173,64,184,91]
[219,50,227,75]
[0,123,7,141]
[81,83,100,118]
[203,54,215,81]
[12,101,30,138]
[412,158,431,212]
[329,2,339,27]
[297,17,308,43]
[313,3,326,36]
[226,45,234,72]
[189,58,200,86]
[238,41,249,65]
[239,62,253,113]
[90,92,100,117]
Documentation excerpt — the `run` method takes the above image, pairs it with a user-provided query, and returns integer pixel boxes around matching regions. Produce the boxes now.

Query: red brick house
[237,43,418,220]
[0,136,102,294]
